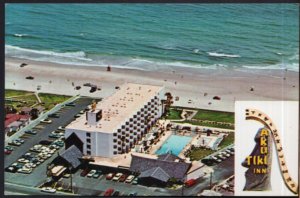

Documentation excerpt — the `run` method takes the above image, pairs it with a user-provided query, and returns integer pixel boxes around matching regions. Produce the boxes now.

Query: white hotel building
[65,83,165,158]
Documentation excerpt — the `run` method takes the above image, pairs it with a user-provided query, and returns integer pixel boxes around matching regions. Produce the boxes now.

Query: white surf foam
[208,52,241,58]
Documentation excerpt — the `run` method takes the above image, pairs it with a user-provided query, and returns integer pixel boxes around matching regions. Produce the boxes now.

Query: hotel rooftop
[67,83,164,133]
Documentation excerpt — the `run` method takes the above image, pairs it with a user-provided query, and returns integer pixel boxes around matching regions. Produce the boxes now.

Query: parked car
[125,175,135,183]
[221,151,231,157]
[25,76,34,80]
[112,173,123,181]
[5,146,14,151]
[49,113,60,118]
[5,166,18,173]
[63,173,71,178]
[53,140,64,147]
[79,110,85,114]
[65,102,76,107]
[185,179,197,187]
[131,177,138,185]
[41,187,56,193]
[57,126,65,131]
[83,83,92,87]
[87,169,97,177]
[15,138,25,144]
[112,191,120,196]
[90,86,97,93]
[8,141,21,146]
[104,188,114,196]
[128,192,137,196]
[217,154,226,160]
[4,149,12,155]
[74,114,81,118]
[211,156,222,163]
[93,170,102,178]
[17,167,32,174]
[41,119,52,124]
[25,130,37,135]
[119,174,127,182]
[51,130,64,136]
[80,169,90,177]
[106,173,115,180]
[49,134,61,139]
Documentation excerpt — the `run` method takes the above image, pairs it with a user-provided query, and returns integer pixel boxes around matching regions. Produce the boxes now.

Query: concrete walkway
[34,92,42,103]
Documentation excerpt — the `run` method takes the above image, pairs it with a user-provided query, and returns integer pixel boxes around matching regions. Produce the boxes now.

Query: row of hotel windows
[86,132,91,155]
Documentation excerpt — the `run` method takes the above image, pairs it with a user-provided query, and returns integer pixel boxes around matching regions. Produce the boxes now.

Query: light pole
[206,167,214,189]
[68,164,73,193]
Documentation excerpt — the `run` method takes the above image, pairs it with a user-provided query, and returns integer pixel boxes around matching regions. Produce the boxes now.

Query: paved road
[182,155,234,196]
[5,182,74,196]
[5,97,93,188]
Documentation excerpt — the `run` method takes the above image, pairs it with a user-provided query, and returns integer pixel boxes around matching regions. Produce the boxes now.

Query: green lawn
[38,93,71,110]
[5,89,71,112]
[5,90,38,111]
[5,89,34,97]
[164,108,182,120]
[218,132,234,148]
[186,148,215,161]
[193,109,234,123]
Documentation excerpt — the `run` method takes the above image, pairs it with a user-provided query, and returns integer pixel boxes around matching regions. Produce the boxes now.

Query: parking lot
[50,168,177,196]
[5,97,94,189]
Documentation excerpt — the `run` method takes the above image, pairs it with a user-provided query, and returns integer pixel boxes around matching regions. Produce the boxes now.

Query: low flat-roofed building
[65,83,165,158]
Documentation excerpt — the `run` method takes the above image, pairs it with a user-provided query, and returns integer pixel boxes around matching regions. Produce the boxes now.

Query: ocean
[5,4,299,72]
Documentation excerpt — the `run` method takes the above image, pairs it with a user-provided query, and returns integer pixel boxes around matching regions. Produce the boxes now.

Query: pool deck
[149,130,172,154]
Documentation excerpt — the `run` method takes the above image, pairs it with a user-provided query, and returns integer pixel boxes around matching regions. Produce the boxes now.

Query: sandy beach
[5,57,299,112]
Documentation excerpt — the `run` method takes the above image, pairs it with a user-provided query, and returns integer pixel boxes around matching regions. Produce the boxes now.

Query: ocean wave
[5,45,298,72]
[8,33,39,39]
[13,34,27,38]
[6,45,92,61]
[193,49,200,53]
[207,52,241,58]
[242,63,299,72]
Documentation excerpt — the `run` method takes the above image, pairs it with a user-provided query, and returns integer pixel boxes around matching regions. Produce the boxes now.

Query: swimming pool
[155,135,192,156]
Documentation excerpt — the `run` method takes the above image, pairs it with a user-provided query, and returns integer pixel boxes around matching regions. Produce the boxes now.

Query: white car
[17,167,32,174]
[211,156,222,163]
[87,169,97,177]
[25,163,36,168]
[18,158,29,163]
[48,150,55,154]
[41,119,52,124]
[221,152,230,157]
[125,175,135,183]
[112,173,123,181]
[34,144,42,148]
[41,187,56,193]
[218,154,226,160]
[57,126,65,131]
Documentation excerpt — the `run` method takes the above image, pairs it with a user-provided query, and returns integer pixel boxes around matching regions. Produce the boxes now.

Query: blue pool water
[155,135,192,156]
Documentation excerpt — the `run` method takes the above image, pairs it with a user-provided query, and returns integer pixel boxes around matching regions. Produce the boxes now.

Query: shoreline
[5,57,299,112]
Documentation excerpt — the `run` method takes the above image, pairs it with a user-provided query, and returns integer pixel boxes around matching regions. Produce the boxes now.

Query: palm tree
[162,92,173,116]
